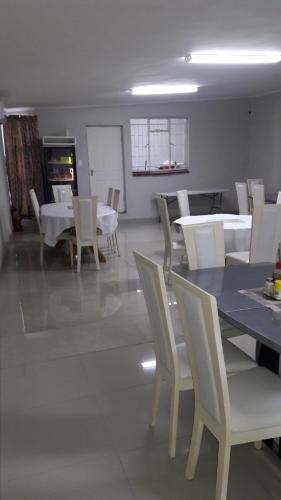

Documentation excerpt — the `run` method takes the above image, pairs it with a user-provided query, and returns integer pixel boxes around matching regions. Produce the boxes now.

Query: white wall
[37,98,250,218]
[248,91,281,193]
[0,135,12,267]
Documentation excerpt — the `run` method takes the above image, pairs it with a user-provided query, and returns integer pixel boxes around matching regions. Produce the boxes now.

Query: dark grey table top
[173,263,281,354]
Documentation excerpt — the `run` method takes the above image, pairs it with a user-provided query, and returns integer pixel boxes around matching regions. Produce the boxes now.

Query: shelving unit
[41,136,78,202]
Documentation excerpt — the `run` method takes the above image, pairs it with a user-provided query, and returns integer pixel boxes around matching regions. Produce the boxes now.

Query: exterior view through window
[130,118,189,176]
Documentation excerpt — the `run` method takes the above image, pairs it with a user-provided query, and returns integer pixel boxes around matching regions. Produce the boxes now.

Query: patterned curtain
[3,115,44,217]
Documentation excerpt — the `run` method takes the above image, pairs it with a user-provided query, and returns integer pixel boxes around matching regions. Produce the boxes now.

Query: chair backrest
[29,189,41,233]
[276,192,281,204]
[250,203,281,263]
[113,188,120,212]
[157,197,172,253]
[181,222,225,270]
[171,271,230,428]
[107,187,114,207]
[176,190,190,217]
[247,178,264,197]
[134,251,178,378]
[72,196,98,244]
[235,182,249,215]
[252,183,265,209]
[52,184,73,203]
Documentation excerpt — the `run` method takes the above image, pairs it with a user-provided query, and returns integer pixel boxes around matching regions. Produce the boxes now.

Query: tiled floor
[1,221,281,499]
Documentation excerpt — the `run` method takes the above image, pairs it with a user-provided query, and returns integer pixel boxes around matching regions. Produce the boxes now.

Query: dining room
[1,1,281,500]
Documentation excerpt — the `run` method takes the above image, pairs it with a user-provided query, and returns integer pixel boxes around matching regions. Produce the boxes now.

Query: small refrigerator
[41,136,78,203]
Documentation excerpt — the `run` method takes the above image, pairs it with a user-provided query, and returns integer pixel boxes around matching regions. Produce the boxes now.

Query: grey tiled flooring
[1,221,280,499]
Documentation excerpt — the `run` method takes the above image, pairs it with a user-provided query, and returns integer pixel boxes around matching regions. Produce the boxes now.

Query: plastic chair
[235,182,249,215]
[171,271,281,500]
[176,190,190,217]
[70,196,100,272]
[52,184,73,203]
[111,188,120,255]
[157,197,185,280]
[134,252,256,459]
[252,183,265,209]
[226,204,281,265]
[276,191,281,204]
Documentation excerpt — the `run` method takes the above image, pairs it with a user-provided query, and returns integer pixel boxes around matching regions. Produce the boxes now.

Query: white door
[86,126,125,212]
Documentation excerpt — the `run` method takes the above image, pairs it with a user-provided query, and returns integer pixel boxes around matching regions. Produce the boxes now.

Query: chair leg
[114,232,120,256]
[168,385,180,459]
[69,241,74,267]
[215,439,231,500]
[185,410,204,479]
[93,244,100,270]
[77,245,81,272]
[40,239,44,266]
[150,369,162,427]
[254,441,262,450]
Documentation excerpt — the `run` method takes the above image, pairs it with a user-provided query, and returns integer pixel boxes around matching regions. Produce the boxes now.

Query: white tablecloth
[41,202,118,246]
[174,214,252,253]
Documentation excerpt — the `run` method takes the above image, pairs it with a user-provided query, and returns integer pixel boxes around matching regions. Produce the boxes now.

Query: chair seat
[226,251,249,265]
[176,338,256,382]
[229,367,281,433]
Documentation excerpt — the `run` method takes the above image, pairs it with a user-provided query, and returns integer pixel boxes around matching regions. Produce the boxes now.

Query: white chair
[226,204,281,265]
[52,184,73,203]
[70,196,100,272]
[107,187,114,207]
[176,190,190,217]
[29,189,73,266]
[181,222,225,271]
[171,272,281,500]
[112,188,120,255]
[252,183,265,209]
[181,221,243,338]
[157,197,185,280]
[276,191,281,204]
[247,178,263,212]
[134,252,257,459]
[235,182,249,215]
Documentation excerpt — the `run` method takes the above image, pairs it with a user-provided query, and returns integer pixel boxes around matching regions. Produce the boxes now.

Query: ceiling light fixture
[131,84,198,95]
[186,52,281,64]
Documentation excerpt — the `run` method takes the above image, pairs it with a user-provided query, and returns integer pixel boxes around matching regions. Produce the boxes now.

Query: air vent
[42,136,76,147]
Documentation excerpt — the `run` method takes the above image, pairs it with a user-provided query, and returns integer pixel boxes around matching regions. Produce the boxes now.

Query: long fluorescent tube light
[131,84,198,95]
[186,52,281,64]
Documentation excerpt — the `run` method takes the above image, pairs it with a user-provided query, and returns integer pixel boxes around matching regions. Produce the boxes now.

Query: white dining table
[174,213,252,253]
[41,202,118,247]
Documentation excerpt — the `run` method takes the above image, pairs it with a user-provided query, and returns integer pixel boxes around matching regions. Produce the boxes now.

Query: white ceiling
[1,0,281,107]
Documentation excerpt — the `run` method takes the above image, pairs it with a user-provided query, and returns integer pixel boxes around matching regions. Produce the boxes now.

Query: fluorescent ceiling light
[141,359,156,370]
[131,84,198,95]
[186,52,281,64]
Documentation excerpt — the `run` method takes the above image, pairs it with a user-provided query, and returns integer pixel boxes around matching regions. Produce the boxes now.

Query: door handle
[90,169,94,176]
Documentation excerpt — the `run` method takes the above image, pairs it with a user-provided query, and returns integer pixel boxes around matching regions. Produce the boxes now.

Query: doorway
[86,126,126,212]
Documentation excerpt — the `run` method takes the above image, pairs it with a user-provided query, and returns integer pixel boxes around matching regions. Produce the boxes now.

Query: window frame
[130,117,190,176]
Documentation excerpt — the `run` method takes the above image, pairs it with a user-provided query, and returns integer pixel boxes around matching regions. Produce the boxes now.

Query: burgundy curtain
[3,115,44,217]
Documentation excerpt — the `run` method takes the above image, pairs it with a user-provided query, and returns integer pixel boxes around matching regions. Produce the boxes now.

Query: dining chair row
[29,189,115,271]
[134,251,281,500]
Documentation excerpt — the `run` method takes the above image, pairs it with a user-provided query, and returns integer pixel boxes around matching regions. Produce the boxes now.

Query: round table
[41,202,118,247]
[174,214,252,253]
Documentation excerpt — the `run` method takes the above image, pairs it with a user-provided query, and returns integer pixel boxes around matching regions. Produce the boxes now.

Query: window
[130,118,189,176]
